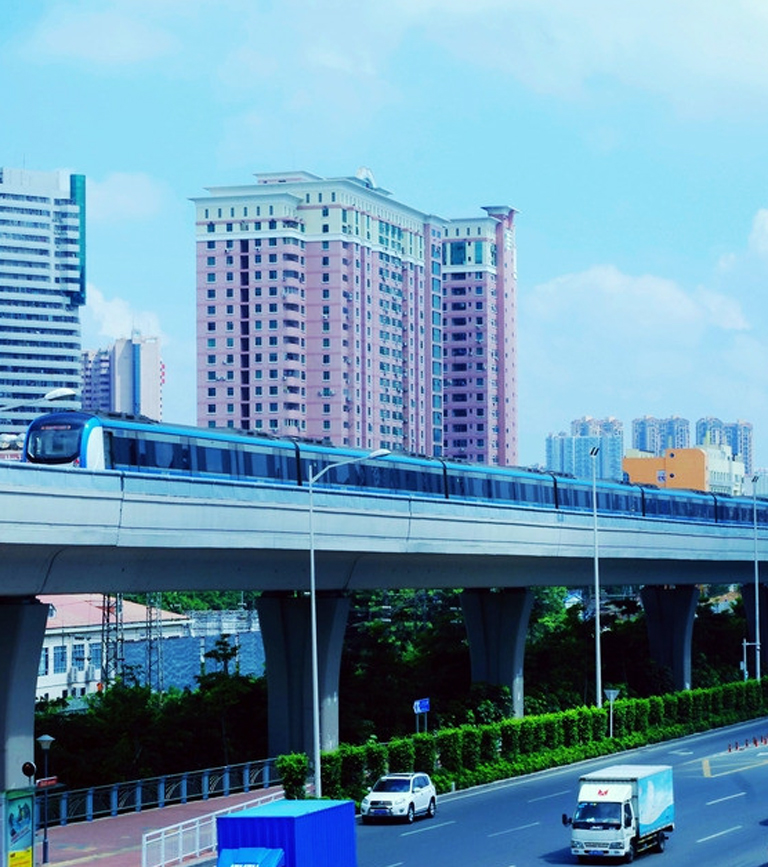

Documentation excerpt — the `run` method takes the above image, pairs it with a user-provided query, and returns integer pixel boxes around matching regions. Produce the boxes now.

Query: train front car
[23,411,105,468]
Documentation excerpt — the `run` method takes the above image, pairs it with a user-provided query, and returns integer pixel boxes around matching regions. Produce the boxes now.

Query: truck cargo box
[217,800,357,867]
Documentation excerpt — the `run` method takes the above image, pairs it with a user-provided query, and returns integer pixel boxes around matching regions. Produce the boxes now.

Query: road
[356,719,768,867]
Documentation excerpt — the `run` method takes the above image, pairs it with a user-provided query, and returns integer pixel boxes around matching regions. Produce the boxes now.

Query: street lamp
[308,447,390,797]
[0,386,76,415]
[590,445,602,708]
[36,733,55,864]
[753,473,762,682]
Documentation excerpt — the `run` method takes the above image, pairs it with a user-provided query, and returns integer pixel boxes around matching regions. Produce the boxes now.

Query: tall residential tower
[0,168,84,433]
[192,170,517,464]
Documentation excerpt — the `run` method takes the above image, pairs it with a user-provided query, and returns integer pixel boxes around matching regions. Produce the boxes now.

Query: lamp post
[36,733,55,864]
[0,386,76,415]
[590,445,602,708]
[308,448,390,797]
[753,473,762,682]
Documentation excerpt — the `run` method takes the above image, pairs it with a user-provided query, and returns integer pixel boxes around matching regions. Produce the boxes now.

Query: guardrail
[141,788,284,867]
[36,758,278,826]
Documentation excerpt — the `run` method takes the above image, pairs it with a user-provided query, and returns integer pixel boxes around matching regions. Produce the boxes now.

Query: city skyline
[5,2,768,466]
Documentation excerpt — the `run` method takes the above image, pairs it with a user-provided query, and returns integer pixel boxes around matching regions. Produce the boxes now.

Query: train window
[243,447,290,481]
[195,442,233,476]
[110,433,139,469]
[151,436,190,472]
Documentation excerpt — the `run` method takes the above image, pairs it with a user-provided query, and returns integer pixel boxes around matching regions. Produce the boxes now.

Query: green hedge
[280,679,768,802]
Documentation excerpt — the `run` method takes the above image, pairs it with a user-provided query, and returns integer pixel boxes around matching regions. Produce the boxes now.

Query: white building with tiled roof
[36,594,191,702]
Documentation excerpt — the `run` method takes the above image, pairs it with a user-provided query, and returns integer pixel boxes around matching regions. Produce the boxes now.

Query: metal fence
[36,758,279,826]
[141,788,284,867]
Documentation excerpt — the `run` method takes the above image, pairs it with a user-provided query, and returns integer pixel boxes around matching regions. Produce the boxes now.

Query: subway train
[22,410,767,527]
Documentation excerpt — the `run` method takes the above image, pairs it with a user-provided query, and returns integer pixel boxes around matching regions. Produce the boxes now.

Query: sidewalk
[43,787,283,867]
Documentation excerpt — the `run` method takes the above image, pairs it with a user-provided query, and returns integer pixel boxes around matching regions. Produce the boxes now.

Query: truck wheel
[625,840,636,863]
[656,832,666,853]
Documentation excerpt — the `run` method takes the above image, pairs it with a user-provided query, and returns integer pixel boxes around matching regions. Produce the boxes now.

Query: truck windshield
[573,801,621,829]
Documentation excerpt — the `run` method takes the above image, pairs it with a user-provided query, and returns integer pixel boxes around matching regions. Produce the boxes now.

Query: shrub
[320,750,342,798]
[388,738,414,773]
[364,740,388,786]
[339,744,366,801]
[412,733,436,773]
[461,725,481,770]
[479,724,500,763]
[276,752,308,800]
[499,718,520,759]
[435,728,462,772]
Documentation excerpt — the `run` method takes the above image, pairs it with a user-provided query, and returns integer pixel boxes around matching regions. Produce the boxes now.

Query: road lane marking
[488,822,540,837]
[528,790,569,802]
[706,792,746,805]
[697,825,743,843]
[401,820,455,836]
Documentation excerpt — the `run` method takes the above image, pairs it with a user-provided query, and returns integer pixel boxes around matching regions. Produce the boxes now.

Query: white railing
[142,789,284,867]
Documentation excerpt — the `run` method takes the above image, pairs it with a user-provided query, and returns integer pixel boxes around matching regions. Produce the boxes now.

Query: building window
[53,645,67,674]
[38,647,49,677]
[73,643,86,671]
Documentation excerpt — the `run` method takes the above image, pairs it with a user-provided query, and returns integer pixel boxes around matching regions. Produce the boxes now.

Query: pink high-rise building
[192,170,517,464]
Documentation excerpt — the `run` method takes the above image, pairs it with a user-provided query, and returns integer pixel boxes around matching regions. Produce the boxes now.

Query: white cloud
[81,285,164,349]
[517,263,757,461]
[87,173,171,223]
[24,6,178,65]
[386,0,768,115]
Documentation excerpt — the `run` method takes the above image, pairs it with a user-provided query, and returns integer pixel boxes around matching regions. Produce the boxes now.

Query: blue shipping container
[217,800,357,867]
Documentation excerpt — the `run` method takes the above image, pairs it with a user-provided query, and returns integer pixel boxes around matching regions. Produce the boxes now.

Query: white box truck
[562,764,674,862]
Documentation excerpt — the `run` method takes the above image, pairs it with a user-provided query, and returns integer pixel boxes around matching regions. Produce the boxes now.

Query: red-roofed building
[37,594,191,702]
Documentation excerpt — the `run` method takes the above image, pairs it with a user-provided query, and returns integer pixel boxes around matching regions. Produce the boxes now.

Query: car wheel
[361,815,371,825]
[427,797,436,818]
[405,803,415,824]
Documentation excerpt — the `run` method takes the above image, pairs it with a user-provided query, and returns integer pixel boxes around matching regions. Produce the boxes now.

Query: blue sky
[5,0,768,467]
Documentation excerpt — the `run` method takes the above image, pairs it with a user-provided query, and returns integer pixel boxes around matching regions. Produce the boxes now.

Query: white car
[360,772,437,824]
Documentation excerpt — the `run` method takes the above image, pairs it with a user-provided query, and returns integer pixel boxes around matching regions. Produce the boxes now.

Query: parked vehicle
[562,764,674,862]
[360,772,436,824]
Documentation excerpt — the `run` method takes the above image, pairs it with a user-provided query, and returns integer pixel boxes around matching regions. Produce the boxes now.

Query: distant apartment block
[696,417,753,475]
[632,416,690,455]
[0,167,83,436]
[192,169,517,465]
[545,417,624,480]
[82,333,164,420]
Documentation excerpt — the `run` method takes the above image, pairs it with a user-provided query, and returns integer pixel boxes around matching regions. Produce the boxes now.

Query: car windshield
[373,778,411,793]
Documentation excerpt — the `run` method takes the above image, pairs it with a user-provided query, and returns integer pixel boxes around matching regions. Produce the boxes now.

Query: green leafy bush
[275,752,308,799]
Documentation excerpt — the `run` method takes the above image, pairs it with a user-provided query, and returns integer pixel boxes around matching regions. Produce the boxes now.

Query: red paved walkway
[43,787,283,867]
